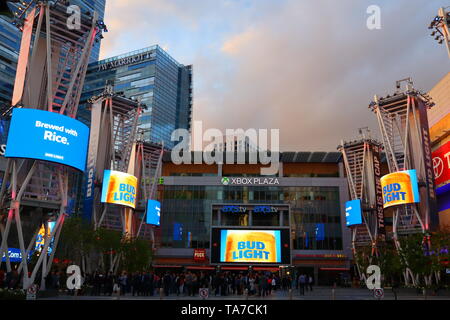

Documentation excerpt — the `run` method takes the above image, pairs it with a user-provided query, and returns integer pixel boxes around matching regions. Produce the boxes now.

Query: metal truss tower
[84,85,143,235]
[338,134,384,279]
[370,78,438,285]
[134,135,165,245]
[0,0,104,290]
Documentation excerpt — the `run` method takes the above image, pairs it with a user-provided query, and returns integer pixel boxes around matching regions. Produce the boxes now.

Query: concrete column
[218,163,222,177]
[278,162,283,177]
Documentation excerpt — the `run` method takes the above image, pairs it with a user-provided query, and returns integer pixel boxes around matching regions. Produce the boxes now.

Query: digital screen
[345,199,363,226]
[4,108,89,171]
[101,170,138,209]
[35,222,56,255]
[146,200,161,226]
[381,170,420,208]
[433,141,450,190]
[173,223,183,241]
[1,248,30,263]
[215,229,287,264]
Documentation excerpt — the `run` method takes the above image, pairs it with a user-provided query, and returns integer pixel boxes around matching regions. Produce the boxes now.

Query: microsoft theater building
[153,151,352,285]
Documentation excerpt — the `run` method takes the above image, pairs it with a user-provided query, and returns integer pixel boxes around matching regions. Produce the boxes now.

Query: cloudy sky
[99,0,450,151]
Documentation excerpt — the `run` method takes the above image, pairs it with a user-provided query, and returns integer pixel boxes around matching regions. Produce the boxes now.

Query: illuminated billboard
[433,141,450,191]
[4,108,89,171]
[381,170,420,209]
[146,200,161,226]
[210,228,291,265]
[345,199,363,226]
[101,170,138,209]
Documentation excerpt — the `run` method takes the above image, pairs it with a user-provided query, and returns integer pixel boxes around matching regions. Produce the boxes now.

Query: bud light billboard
[381,170,420,209]
[4,108,89,171]
[146,200,161,226]
[345,199,363,226]
[101,170,138,209]
[210,227,291,265]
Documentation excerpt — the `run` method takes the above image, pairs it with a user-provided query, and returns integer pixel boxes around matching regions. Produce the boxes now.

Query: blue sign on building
[5,108,89,171]
[173,223,183,241]
[146,200,161,226]
[345,199,363,226]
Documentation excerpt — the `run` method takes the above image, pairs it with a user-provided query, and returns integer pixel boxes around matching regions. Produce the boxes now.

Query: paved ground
[41,287,450,300]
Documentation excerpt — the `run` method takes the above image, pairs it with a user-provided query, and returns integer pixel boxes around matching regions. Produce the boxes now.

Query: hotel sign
[97,52,153,72]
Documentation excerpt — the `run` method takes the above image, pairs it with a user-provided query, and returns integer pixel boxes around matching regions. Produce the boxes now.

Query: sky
[99,0,450,151]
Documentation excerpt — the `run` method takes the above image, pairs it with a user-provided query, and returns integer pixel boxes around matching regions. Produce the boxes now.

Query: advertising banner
[372,144,385,236]
[220,229,281,263]
[5,108,89,171]
[345,199,363,226]
[146,200,161,226]
[433,141,450,190]
[381,170,420,208]
[101,170,138,209]
[83,101,102,221]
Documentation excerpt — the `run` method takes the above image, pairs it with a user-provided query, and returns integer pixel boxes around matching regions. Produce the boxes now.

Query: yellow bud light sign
[380,170,420,208]
[101,170,138,209]
[220,230,281,263]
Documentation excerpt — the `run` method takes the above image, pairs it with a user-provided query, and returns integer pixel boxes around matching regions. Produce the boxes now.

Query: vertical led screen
[146,200,161,226]
[345,199,363,226]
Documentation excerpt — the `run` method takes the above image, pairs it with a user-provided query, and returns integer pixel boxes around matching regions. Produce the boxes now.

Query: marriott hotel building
[80,45,193,148]
[153,151,357,285]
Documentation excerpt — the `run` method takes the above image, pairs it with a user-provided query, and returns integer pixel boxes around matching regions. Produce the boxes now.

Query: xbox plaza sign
[221,177,279,186]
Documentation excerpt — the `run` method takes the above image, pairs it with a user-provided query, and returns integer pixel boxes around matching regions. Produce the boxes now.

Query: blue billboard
[1,248,32,263]
[146,200,161,226]
[345,199,363,226]
[5,108,89,171]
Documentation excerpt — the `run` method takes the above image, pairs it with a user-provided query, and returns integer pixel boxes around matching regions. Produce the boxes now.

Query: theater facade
[153,151,352,285]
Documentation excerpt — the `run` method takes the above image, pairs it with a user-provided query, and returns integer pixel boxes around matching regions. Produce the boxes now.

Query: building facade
[80,45,193,148]
[429,72,450,227]
[153,151,352,285]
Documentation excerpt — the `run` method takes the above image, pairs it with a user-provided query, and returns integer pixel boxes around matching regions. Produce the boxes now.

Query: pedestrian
[308,275,313,291]
[298,274,306,296]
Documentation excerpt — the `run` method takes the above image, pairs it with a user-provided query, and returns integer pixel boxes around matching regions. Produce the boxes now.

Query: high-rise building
[0,14,20,110]
[80,45,193,148]
[71,0,106,63]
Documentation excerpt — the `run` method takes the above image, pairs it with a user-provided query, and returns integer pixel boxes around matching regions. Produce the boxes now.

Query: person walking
[308,275,314,292]
[298,274,306,296]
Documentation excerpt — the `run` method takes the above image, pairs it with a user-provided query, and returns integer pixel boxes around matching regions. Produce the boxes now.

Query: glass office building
[80,45,193,148]
[0,15,20,109]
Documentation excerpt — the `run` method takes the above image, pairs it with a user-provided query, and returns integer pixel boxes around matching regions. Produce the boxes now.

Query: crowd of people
[0,268,316,297]
[78,270,315,297]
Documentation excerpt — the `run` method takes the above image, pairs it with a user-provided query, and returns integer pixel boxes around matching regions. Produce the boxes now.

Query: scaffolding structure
[338,135,384,279]
[84,85,142,234]
[0,0,103,290]
[369,78,438,285]
[134,135,165,245]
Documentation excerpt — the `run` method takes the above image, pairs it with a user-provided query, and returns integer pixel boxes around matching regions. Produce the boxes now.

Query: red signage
[433,141,450,188]
[194,249,207,262]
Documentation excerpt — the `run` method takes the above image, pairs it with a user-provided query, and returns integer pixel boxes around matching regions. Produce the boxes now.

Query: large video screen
[345,199,363,227]
[101,170,138,209]
[381,169,420,209]
[146,200,161,226]
[4,108,89,171]
[211,228,291,265]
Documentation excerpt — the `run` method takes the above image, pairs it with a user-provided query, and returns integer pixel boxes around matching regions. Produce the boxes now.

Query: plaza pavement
[40,287,450,300]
